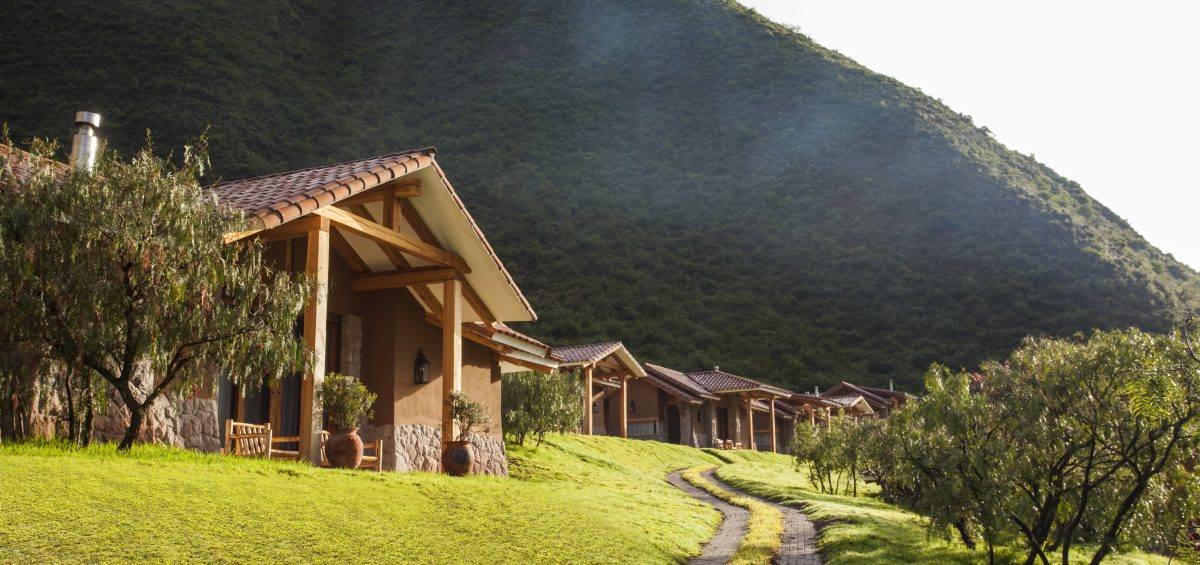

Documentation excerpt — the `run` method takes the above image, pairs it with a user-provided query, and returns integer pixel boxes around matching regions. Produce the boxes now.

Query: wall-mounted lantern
[414,348,430,384]
[628,400,636,413]
[592,401,598,414]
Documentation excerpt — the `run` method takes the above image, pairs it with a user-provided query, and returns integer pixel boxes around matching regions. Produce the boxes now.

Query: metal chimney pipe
[69,111,102,172]
[889,379,894,392]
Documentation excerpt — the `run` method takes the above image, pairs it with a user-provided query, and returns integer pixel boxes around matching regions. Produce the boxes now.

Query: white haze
[741,0,1200,270]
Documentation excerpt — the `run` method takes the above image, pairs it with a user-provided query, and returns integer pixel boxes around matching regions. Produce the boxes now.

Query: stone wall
[90,386,221,453]
[359,423,508,477]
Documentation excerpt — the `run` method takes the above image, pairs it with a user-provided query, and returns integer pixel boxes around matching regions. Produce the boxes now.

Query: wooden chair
[223,420,273,458]
[319,431,385,472]
[223,419,302,460]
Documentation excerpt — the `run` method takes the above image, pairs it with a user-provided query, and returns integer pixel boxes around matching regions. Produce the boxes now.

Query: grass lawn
[0,435,723,564]
[714,460,1171,565]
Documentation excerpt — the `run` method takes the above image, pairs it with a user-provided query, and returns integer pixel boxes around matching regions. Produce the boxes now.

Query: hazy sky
[740,1,1199,269]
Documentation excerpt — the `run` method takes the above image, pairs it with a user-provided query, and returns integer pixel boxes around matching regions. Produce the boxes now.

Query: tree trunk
[953,518,977,550]
[80,376,94,448]
[63,367,77,443]
[118,402,146,451]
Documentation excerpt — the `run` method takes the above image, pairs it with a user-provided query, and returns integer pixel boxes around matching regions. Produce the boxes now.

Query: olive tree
[885,329,1200,565]
[0,135,314,450]
[502,370,584,447]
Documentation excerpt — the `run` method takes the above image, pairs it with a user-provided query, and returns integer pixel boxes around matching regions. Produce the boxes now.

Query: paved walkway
[702,469,823,565]
[666,471,750,565]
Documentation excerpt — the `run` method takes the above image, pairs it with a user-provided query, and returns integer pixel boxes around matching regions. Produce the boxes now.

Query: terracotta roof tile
[210,148,436,229]
[0,144,66,187]
[686,369,789,395]
[641,372,705,403]
[644,363,719,400]
[551,342,623,365]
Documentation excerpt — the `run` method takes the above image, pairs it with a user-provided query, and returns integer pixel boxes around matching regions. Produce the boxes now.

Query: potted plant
[442,391,492,476]
[321,373,377,469]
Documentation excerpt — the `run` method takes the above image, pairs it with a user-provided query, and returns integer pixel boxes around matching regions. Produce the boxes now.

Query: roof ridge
[211,147,436,187]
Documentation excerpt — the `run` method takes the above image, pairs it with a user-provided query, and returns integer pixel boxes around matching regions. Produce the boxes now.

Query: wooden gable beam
[313,206,469,273]
[348,203,445,322]
[399,199,497,324]
[252,216,326,243]
[329,228,369,273]
[353,267,458,292]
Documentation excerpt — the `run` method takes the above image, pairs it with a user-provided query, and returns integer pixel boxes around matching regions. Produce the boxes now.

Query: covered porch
[549,342,647,438]
[215,149,550,473]
[687,368,793,453]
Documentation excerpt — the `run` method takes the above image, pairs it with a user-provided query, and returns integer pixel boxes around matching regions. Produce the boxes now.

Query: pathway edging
[666,470,750,565]
[702,469,823,565]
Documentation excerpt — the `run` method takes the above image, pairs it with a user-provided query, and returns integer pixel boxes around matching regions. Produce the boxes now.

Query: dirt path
[666,470,750,565]
[701,469,823,565]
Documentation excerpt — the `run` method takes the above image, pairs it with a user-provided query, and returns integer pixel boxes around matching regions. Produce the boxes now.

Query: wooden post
[583,366,593,435]
[769,397,778,453]
[745,395,755,451]
[809,405,816,427]
[299,219,330,464]
[441,278,462,445]
[619,375,629,438]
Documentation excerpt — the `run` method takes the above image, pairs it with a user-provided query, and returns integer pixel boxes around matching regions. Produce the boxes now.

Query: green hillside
[2,0,1196,391]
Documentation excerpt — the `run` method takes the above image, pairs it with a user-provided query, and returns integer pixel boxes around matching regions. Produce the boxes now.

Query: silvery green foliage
[0,133,315,449]
[501,370,584,447]
[320,373,376,431]
[881,329,1200,563]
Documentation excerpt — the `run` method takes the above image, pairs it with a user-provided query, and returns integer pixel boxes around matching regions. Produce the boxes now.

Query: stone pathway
[702,469,823,565]
[666,471,750,565]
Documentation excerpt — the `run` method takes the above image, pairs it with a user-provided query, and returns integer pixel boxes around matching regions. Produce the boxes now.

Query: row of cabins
[2,116,914,474]
[553,340,914,454]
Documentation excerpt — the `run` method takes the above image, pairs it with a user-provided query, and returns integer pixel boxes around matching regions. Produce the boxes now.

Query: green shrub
[320,373,376,431]
[448,390,491,441]
[502,371,583,447]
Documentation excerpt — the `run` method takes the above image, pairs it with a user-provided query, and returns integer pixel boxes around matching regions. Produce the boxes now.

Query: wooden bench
[223,420,384,471]
[319,430,385,472]
[222,420,302,460]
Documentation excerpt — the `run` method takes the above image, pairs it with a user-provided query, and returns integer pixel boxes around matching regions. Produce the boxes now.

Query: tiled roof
[644,363,719,400]
[686,369,789,395]
[859,385,918,402]
[466,322,557,359]
[0,144,65,187]
[211,148,436,230]
[823,394,868,408]
[642,372,705,403]
[551,342,623,365]
[490,322,554,354]
[822,382,890,408]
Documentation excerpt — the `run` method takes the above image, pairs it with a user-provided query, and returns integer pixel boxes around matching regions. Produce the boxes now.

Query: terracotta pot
[442,440,475,476]
[326,428,364,469]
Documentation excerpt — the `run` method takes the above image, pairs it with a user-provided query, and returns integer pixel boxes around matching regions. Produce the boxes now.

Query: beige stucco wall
[272,236,504,440]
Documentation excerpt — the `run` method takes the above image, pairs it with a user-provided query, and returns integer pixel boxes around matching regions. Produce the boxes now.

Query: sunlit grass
[0,436,722,564]
[714,461,1169,565]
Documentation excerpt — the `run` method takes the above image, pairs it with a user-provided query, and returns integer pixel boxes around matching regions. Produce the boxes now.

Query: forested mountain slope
[2,0,1196,390]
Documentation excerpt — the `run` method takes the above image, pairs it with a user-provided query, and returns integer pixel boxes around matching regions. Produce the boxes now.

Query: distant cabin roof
[551,342,623,364]
[686,369,792,397]
[550,341,647,379]
[644,363,720,401]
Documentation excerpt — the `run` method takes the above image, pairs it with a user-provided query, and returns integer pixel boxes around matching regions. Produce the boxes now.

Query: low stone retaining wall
[90,390,222,453]
[360,423,508,477]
